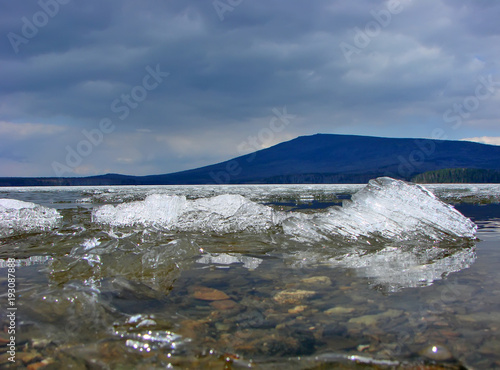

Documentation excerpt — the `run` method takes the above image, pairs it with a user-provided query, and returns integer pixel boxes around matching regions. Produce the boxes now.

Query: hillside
[1,134,500,186]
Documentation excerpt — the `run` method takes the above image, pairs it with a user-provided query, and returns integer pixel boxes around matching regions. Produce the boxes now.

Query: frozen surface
[92,178,476,244]
[426,183,500,203]
[3,182,500,209]
[0,198,62,237]
[0,198,37,210]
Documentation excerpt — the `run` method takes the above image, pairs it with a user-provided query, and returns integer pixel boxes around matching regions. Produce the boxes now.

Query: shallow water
[1,183,500,369]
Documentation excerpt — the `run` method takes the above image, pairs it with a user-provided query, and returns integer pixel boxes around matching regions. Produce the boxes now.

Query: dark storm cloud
[1,0,499,176]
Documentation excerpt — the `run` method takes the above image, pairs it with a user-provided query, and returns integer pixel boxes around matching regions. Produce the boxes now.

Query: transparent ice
[0,198,62,237]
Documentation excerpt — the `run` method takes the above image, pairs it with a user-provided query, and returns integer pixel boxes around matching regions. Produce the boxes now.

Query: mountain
[1,134,500,186]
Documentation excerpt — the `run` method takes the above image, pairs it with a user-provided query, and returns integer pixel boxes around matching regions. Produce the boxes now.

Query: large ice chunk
[0,198,62,237]
[92,194,277,233]
[282,177,477,242]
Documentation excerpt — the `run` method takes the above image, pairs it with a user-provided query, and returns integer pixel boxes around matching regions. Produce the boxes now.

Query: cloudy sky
[1,0,499,177]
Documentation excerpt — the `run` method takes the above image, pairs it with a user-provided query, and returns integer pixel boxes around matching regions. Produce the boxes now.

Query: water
[1,180,500,368]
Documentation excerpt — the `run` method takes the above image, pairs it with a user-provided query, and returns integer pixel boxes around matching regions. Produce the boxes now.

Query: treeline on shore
[412,168,500,183]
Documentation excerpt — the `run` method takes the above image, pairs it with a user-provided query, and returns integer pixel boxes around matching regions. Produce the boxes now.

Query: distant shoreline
[1,168,500,187]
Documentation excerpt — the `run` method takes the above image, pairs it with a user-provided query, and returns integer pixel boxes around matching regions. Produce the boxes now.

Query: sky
[1,0,499,177]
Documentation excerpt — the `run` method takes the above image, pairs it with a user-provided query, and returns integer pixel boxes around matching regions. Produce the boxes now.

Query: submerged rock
[273,290,316,305]
[193,286,230,301]
[288,305,307,314]
[210,300,238,310]
[324,306,355,315]
[226,328,316,357]
[348,309,403,326]
[419,344,453,361]
[27,359,55,370]
[301,276,332,286]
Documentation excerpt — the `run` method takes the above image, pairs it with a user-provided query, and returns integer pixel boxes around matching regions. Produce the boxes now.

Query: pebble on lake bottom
[27,358,54,370]
[324,306,355,315]
[192,286,230,301]
[301,276,332,286]
[273,290,316,305]
[419,344,453,361]
[210,300,238,310]
[288,305,307,314]
[348,309,403,326]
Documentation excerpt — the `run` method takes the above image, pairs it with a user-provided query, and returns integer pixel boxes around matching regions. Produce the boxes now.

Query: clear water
[1,183,499,369]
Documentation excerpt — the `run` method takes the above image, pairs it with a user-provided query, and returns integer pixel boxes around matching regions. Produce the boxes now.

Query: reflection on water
[197,253,264,270]
[329,244,476,292]
[0,184,499,368]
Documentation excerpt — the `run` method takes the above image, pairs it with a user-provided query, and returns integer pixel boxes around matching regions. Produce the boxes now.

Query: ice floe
[93,193,278,233]
[0,198,62,237]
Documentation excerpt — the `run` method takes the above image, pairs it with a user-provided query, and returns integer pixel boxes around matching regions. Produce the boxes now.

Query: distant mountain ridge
[1,133,500,186]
